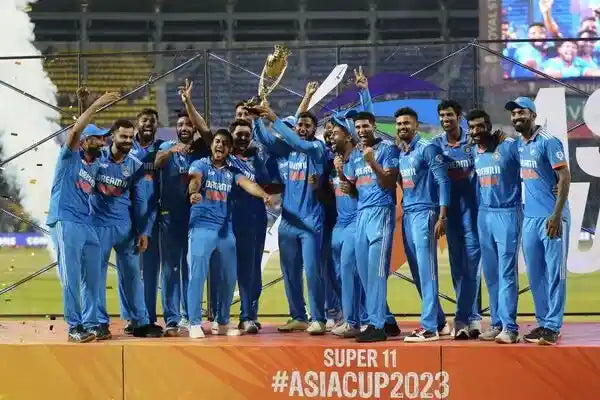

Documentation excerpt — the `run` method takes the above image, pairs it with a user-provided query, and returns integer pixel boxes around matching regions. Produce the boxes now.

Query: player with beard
[505,97,570,345]
[47,92,119,342]
[342,111,401,342]
[395,107,450,343]
[432,100,481,339]
[468,109,521,344]
[85,119,162,338]
[122,108,162,334]
[154,80,210,336]
[187,129,273,338]
[327,117,364,338]
[252,104,328,335]
[226,119,275,334]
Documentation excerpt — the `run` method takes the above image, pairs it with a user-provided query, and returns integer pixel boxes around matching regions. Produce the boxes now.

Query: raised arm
[296,81,319,116]
[252,117,292,156]
[179,79,212,146]
[67,91,120,150]
[354,66,373,114]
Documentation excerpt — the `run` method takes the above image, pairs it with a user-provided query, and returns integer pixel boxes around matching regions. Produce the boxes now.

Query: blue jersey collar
[440,127,467,148]
[400,134,420,155]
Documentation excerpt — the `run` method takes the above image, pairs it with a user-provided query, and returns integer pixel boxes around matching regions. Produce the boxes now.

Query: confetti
[30,252,35,256]
[106,285,113,289]
[23,4,31,12]
[36,163,42,167]
[49,315,56,320]
[34,147,39,151]
[29,179,36,184]
[4,299,11,302]
[49,325,54,331]
[14,61,22,65]
[10,133,18,136]
[20,168,25,171]
[9,266,14,271]
[20,321,26,325]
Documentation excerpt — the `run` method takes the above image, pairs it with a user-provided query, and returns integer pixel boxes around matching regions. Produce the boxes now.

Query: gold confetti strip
[36,163,42,167]
[29,179,36,184]
[14,61,22,65]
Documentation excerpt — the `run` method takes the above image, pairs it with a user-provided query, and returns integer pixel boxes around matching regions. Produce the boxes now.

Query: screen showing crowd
[503,0,600,79]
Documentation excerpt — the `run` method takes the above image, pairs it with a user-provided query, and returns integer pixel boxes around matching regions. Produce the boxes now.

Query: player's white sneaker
[438,321,451,336]
[241,320,259,334]
[495,330,518,344]
[212,323,241,336]
[331,322,360,338]
[479,326,502,341]
[468,320,482,339]
[306,321,326,335]
[189,324,205,339]
[404,327,440,343]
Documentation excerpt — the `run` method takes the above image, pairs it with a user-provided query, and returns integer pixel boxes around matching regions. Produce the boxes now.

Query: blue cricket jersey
[398,134,450,213]
[346,138,399,211]
[263,118,327,232]
[474,137,521,210]
[329,156,358,227]
[158,140,206,223]
[131,138,163,229]
[47,145,99,226]
[432,128,478,214]
[228,147,271,226]
[91,147,153,236]
[188,157,244,231]
[518,127,570,219]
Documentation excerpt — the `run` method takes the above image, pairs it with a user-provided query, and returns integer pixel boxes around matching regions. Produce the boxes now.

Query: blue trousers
[403,209,445,332]
[355,206,395,329]
[323,222,342,319]
[86,223,149,327]
[331,222,362,328]
[446,209,482,326]
[234,217,267,322]
[279,219,325,323]
[478,208,521,332]
[522,216,569,332]
[51,220,101,329]
[188,227,237,326]
[159,214,189,325]
[141,223,161,324]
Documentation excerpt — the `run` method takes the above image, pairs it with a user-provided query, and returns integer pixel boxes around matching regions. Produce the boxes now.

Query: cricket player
[130,108,163,333]
[432,100,482,339]
[396,107,450,343]
[154,80,211,336]
[187,129,273,339]
[328,117,363,338]
[228,119,273,334]
[344,111,401,343]
[506,97,570,345]
[47,92,119,343]
[87,119,162,338]
[467,109,521,344]
[252,104,328,335]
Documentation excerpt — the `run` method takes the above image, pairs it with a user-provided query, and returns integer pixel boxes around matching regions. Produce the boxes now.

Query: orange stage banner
[124,343,445,400]
[0,344,123,400]
[442,345,600,400]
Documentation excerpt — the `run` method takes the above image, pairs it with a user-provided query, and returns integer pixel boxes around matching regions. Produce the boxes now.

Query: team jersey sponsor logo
[122,166,130,177]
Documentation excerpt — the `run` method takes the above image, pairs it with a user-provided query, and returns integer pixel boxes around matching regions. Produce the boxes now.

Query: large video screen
[502,0,600,79]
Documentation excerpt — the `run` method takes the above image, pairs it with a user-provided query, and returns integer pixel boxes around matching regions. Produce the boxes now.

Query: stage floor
[1,319,599,346]
[1,320,599,399]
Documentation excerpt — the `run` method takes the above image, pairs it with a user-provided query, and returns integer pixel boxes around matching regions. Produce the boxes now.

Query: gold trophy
[245,45,292,109]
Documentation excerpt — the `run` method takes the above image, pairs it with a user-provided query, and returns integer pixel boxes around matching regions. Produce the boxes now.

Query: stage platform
[0,320,599,400]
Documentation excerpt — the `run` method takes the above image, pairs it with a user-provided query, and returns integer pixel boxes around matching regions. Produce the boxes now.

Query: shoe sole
[479,336,499,342]
[404,336,440,343]
[278,327,309,332]
[523,337,541,344]
[356,336,387,343]
[245,327,259,334]
[537,338,557,346]
[95,333,112,341]
[307,330,326,336]
[69,335,96,343]
[164,329,179,337]
[495,338,517,344]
